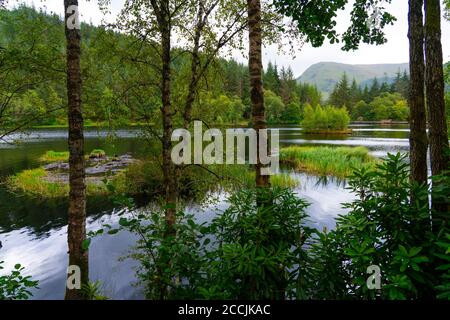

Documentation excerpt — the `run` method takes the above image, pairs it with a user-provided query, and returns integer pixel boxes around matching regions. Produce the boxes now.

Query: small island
[6,150,136,198]
[301,104,352,134]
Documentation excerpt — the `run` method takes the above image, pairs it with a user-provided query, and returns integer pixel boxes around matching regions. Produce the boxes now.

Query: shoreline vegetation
[5,146,375,198]
[30,120,408,130]
[301,129,353,134]
[280,146,376,178]
[301,104,351,134]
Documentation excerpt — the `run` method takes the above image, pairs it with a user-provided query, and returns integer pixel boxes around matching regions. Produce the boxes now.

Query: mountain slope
[297,62,409,95]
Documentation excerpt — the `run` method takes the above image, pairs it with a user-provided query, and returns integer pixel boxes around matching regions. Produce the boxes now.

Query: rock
[43,162,69,171]
[43,154,137,180]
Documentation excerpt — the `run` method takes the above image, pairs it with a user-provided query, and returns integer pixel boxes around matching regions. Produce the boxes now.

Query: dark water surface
[0,124,409,299]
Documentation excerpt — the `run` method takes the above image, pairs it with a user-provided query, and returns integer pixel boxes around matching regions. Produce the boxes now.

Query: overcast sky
[9,0,450,77]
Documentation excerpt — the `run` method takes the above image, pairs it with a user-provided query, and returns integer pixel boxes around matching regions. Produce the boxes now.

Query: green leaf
[119,217,130,227]
[81,239,91,251]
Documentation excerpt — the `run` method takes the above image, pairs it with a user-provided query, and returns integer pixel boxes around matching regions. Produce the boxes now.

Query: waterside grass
[280,146,376,178]
[39,149,107,163]
[6,168,109,198]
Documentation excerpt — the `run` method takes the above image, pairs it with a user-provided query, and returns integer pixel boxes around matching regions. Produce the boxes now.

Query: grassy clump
[39,151,69,163]
[280,146,376,178]
[117,160,299,202]
[89,149,106,158]
[6,168,109,198]
[39,149,107,163]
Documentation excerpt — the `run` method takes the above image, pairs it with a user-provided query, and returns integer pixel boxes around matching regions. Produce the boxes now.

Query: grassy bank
[39,151,69,162]
[31,122,151,129]
[8,145,375,199]
[5,164,298,200]
[118,160,299,200]
[301,129,353,134]
[280,146,376,178]
[6,168,109,198]
[39,149,107,163]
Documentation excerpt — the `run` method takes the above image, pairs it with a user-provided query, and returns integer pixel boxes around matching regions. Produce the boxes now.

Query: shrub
[204,188,313,299]
[0,262,39,300]
[307,153,448,299]
[110,188,313,300]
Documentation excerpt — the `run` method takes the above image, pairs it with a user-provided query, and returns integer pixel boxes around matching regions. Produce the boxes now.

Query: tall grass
[39,151,69,163]
[39,149,107,163]
[119,160,299,201]
[6,168,108,198]
[280,146,376,178]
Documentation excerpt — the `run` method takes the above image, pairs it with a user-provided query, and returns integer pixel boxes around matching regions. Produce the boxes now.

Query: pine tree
[349,78,361,112]
[369,77,380,99]
[329,73,350,108]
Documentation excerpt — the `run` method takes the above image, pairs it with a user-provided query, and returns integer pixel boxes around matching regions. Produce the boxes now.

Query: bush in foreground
[0,262,38,300]
[110,153,449,300]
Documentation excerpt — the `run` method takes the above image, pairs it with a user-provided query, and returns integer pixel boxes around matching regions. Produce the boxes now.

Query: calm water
[0,124,410,299]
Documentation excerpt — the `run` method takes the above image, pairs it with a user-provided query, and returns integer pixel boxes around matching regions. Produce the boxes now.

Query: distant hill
[297,62,409,96]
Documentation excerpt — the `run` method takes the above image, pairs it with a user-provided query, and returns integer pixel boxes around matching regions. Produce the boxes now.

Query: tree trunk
[64,0,88,300]
[424,0,450,214]
[248,0,269,188]
[160,21,176,234]
[183,4,204,129]
[408,0,428,187]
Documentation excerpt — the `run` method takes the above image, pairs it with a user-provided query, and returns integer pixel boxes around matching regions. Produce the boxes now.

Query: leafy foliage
[102,153,450,300]
[204,188,313,299]
[108,188,313,299]
[0,262,38,300]
[307,153,449,299]
[301,104,350,131]
[271,0,396,50]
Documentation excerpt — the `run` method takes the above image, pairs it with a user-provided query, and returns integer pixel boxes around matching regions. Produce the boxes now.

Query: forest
[0,0,449,304]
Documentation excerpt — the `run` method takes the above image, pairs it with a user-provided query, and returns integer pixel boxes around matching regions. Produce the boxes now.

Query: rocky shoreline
[42,153,136,184]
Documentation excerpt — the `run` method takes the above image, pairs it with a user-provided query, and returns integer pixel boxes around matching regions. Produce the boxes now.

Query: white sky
[7,0,450,77]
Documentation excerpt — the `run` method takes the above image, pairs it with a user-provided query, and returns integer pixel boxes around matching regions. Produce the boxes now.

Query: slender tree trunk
[424,0,450,214]
[64,0,88,300]
[248,0,269,188]
[183,5,204,129]
[160,20,176,234]
[408,0,428,187]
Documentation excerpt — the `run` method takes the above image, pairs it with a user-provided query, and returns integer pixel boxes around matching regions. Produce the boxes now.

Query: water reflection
[0,124,410,299]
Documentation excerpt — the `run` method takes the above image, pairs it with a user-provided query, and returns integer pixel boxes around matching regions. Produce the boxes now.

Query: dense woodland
[2,6,445,131]
[0,6,320,128]
[0,0,450,302]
